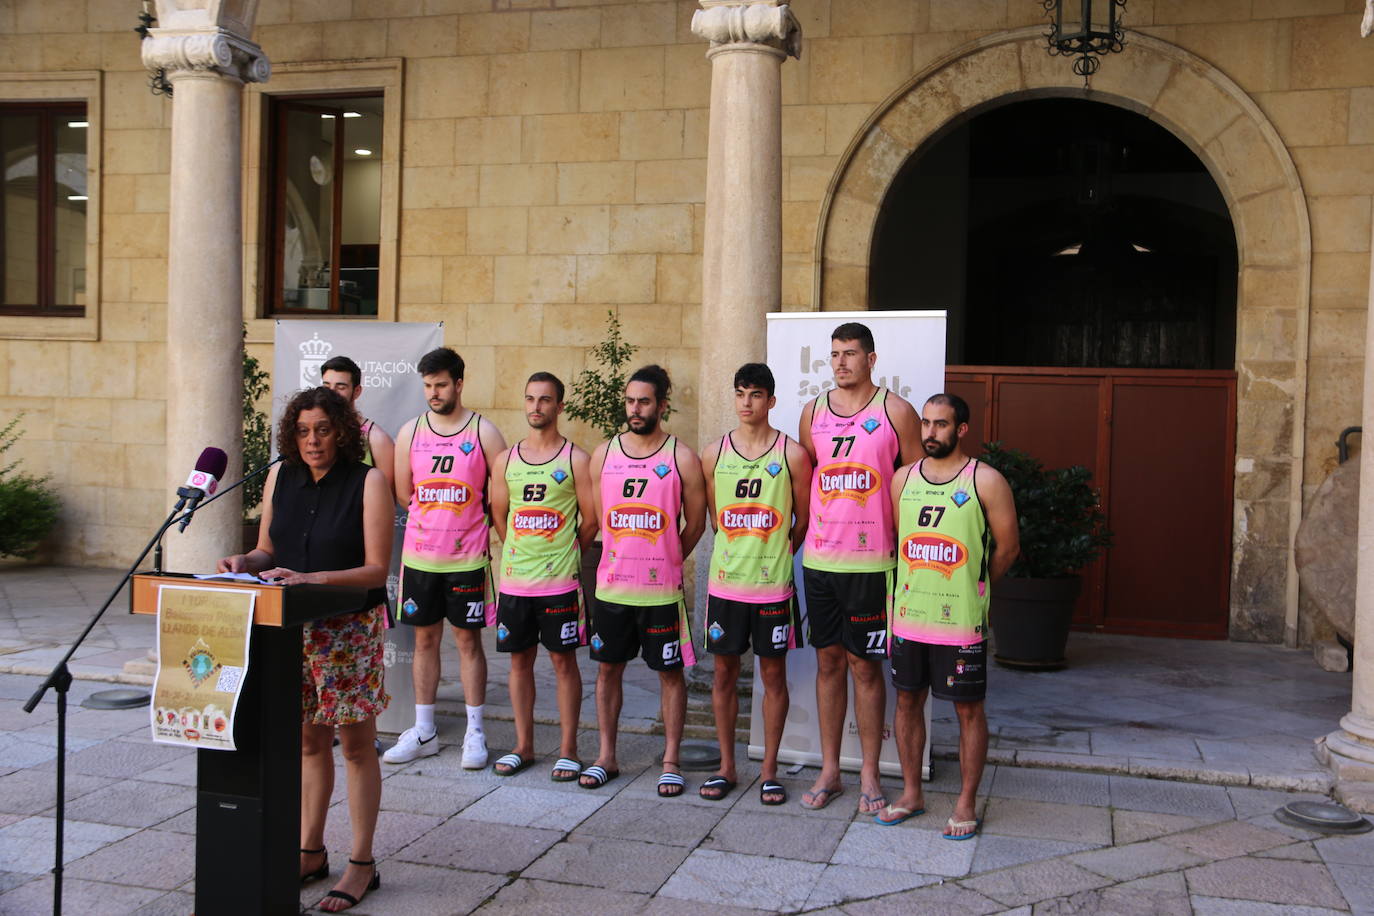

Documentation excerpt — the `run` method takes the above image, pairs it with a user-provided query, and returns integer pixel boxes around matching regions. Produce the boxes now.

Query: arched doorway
[815,30,1311,642]
[870,98,1240,637]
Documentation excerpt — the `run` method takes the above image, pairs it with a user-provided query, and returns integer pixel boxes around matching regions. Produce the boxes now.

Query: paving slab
[1034,881,1193,915]
[457,783,609,831]
[572,796,726,848]
[1183,857,1348,909]
[1315,829,1374,867]
[1111,809,1216,844]
[1069,839,1207,881]
[838,881,1005,915]
[1326,862,1374,914]
[704,806,850,863]
[377,771,497,818]
[801,864,938,910]
[479,877,650,914]
[1108,774,1236,819]
[393,818,563,874]
[1189,897,1350,915]
[62,828,193,890]
[523,835,689,894]
[969,836,1098,874]
[61,778,194,829]
[0,875,166,915]
[960,858,1114,908]
[1156,819,1294,861]
[132,890,198,915]
[304,861,505,916]
[0,815,136,875]
[980,796,1113,845]
[658,848,825,912]
[831,820,976,878]
[987,766,1110,807]
[1227,786,1332,820]
[1254,840,1322,862]
[322,808,447,861]
[0,767,112,816]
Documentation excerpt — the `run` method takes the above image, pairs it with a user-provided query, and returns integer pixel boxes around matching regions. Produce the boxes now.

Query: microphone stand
[21,455,283,916]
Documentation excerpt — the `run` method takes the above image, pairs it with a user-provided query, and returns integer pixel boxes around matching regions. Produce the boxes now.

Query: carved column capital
[691,2,802,59]
[142,28,271,85]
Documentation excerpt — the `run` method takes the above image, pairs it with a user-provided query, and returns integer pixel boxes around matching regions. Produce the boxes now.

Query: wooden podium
[132,572,369,916]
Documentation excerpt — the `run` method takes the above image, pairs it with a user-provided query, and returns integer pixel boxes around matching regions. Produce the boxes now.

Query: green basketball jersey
[708,432,794,603]
[892,458,990,646]
[500,438,580,597]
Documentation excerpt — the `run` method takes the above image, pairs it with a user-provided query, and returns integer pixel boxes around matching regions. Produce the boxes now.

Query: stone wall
[0,0,1369,645]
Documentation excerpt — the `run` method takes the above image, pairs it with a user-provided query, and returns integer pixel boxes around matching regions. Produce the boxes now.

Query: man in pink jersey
[321,355,396,494]
[799,322,921,814]
[882,393,1018,837]
[383,347,507,768]
[582,365,707,797]
[488,372,598,781]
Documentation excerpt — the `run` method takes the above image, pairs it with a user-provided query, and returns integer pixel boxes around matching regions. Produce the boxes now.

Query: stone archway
[815,28,1312,641]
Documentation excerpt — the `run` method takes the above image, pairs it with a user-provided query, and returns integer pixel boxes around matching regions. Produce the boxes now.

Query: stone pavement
[0,565,1369,913]
[2,671,1374,914]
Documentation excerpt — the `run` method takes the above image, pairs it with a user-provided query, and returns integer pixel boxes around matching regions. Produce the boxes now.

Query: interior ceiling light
[343,111,362,118]
[353,149,373,156]
[67,121,88,128]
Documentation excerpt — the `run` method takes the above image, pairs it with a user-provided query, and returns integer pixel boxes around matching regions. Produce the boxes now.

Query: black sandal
[300,846,328,885]
[319,858,380,911]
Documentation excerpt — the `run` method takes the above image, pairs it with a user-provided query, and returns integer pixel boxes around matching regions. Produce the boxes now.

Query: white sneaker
[461,730,488,769]
[382,727,439,764]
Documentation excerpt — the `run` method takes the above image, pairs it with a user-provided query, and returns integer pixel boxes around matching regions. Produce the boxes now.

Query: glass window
[0,103,87,316]
[269,93,382,316]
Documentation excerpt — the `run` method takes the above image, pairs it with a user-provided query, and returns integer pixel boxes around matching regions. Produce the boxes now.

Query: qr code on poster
[216,666,244,693]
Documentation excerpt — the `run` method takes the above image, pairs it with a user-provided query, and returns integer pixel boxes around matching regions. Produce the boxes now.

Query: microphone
[174,448,228,527]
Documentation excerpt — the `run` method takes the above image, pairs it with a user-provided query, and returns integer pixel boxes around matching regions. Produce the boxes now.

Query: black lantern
[1043,0,1127,87]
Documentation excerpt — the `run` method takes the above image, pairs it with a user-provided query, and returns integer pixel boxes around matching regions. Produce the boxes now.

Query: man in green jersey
[699,364,812,804]
[489,373,598,781]
[882,393,1019,837]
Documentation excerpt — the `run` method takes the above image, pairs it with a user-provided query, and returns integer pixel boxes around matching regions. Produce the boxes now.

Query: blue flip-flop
[942,817,982,840]
[874,805,924,826]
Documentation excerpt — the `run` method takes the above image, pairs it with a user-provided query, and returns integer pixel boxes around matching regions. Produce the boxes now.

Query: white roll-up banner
[751,310,946,780]
[272,320,445,735]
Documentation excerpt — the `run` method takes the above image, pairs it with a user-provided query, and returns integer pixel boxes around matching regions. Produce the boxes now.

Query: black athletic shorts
[496,590,583,653]
[802,567,890,658]
[705,594,803,658]
[399,566,489,629]
[890,636,987,702]
[589,598,687,671]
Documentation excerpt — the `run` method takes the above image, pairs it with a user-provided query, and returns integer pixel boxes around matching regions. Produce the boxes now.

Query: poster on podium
[750,310,946,778]
[150,585,255,750]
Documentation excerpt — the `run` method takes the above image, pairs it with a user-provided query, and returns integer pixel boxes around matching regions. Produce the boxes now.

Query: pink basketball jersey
[803,387,900,573]
[402,411,489,573]
[597,435,684,606]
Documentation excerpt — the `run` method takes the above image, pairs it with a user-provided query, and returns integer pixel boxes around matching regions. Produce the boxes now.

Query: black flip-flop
[759,780,788,806]
[550,757,583,782]
[579,765,620,789]
[492,753,535,777]
[698,775,736,801]
[658,771,686,798]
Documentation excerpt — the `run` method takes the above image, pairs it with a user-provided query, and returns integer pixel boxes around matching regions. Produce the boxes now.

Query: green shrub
[242,327,272,517]
[565,310,670,440]
[0,415,60,559]
[978,441,1112,578]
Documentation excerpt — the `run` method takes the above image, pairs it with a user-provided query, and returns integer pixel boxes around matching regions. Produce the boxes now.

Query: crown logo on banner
[298,333,335,388]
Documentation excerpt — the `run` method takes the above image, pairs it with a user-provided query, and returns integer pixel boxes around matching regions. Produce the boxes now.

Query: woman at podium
[219,386,392,913]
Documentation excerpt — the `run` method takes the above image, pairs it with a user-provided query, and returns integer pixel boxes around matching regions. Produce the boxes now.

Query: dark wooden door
[946,367,1235,638]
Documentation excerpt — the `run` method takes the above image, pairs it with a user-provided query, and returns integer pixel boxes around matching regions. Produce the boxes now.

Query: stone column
[143,8,270,572]
[685,2,801,732]
[1318,196,1374,808]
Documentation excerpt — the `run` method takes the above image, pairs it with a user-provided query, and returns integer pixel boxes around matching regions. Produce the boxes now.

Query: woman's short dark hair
[628,364,671,402]
[277,387,365,466]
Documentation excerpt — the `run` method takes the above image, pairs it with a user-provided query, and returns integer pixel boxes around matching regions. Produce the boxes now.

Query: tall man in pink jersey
[799,322,921,813]
[582,365,707,797]
[383,347,507,768]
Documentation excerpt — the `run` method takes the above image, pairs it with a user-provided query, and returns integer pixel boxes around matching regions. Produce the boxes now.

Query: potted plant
[979,441,1112,669]
[0,414,61,562]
